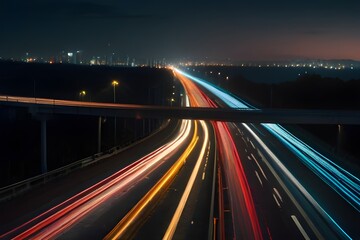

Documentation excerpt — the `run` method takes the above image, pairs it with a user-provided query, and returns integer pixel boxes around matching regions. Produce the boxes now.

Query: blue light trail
[174,67,359,239]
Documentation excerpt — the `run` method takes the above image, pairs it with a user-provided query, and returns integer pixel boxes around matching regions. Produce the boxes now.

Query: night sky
[1,0,360,61]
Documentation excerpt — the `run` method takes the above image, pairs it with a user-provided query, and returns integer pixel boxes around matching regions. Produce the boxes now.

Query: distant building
[58,51,67,63]
[76,50,83,64]
[67,52,76,64]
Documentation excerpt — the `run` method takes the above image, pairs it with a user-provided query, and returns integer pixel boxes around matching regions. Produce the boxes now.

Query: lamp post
[112,80,119,146]
[112,80,118,102]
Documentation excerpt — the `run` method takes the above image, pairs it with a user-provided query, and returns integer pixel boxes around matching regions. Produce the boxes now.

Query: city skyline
[1,0,360,61]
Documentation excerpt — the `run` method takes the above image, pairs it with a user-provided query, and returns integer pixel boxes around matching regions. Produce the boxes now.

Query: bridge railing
[0,152,114,202]
[0,119,169,203]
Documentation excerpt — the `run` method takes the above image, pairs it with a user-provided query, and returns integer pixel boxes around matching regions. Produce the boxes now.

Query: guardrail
[0,119,170,203]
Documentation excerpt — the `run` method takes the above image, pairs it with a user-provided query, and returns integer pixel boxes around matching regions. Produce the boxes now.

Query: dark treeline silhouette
[0,61,174,186]
[227,73,360,110]
[0,60,171,104]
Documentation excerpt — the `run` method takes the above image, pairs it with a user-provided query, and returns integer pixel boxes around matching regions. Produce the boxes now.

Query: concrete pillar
[337,124,343,153]
[41,118,47,173]
[98,116,102,153]
[143,119,145,136]
[114,116,117,146]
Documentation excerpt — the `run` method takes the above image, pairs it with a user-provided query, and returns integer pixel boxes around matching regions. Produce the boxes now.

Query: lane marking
[249,140,255,149]
[201,142,211,181]
[273,188,283,202]
[291,215,310,240]
[255,171,263,187]
[252,154,268,180]
[272,194,281,208]
[242,123,324,239]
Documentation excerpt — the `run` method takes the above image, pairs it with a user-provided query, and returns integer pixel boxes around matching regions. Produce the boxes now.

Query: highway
[176,71,264,239]
[174,68,360,239]
[112,120,215,239]
[0,92,218,239]
[0,116,210,238]
[0,68,359,239]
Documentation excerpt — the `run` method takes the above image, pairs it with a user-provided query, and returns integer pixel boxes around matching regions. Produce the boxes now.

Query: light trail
[214,121,263,240]
[174,68,360,211]
[104,121,199,239]
[243,123,324,239]
[2,118,194,239]
[291,215,311,240]
[177,71,263,239]
[163,120,209,240]
[262,123,360,211]
[174,67,357,239]
[0,95,146,109]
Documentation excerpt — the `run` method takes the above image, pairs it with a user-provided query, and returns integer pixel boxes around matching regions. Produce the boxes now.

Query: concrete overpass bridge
[1,95,360,173]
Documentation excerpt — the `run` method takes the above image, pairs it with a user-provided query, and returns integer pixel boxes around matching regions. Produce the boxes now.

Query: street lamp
[111,80,119,146]
[79,90,86,101]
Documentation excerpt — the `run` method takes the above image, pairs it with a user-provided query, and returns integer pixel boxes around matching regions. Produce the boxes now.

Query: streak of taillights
[2,119,193,239]
[215,121,263,240]
[104,121,199,239]
[177,71,263,239]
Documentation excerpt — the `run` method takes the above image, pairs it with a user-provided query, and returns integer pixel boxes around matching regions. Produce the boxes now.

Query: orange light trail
[104,121,199,239]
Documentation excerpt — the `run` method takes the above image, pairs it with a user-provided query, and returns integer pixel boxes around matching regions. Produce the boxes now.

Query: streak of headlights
[243,123,350,239]
[262,123,360,212]
[2,119,193,239]
[163,120,209,240]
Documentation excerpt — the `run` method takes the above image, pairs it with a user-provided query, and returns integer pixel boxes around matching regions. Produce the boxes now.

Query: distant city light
[2,51,359,70]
